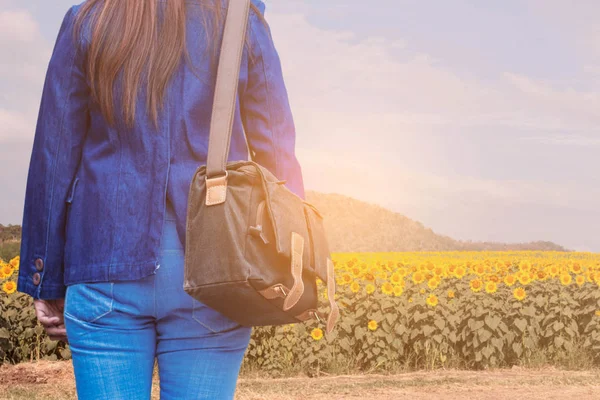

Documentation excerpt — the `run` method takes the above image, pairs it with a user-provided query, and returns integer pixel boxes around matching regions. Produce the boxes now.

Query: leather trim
[325,257,340,334]
[206,0,251,179]
[249,200,269,244]
[282,232,305,311]
[205,173,228,206]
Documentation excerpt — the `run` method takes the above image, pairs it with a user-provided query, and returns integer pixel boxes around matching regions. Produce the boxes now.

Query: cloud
[519,134,600,146]
[0,109,33,141]
[0,9,50,141]
[266,10,600,150]
[0,9,50,83]
[0,9,39,42]
[265,6,599,250]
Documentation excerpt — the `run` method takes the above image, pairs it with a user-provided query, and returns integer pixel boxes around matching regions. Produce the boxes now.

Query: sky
[0,0,599,252]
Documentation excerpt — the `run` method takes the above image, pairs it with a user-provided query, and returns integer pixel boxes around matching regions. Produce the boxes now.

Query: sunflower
[390,272,402,284]
[381,282,394,296]
[570,262,583,275]
[469,279,483,293]
[575,275,586,287]
[454,266,467,279]
[1,264,13,278]
[517,273,531,286]
[9,256,20,270]
[412,271,425,285]
[2,280,16,295]
[426,294,438,307]
[585,271,594,283]
[447,290,455,299]
[484,281,497,294]
[536,270,547,281]
[393,285,403,297]
[548,265,560,277]
[474,264,485,276]
[427,278,440,290]
[408,297,414,303]
[513,287,527,301]
[519,260,531,273]
[350,281,360,293]
[310,327,324,341]
[351,266,362,278]
[368,320,378,331]
[341,273,353,285]
[560,274,572,286]
[364,272,376,282]
[503,274,516,287]
[365,283,376,295]
[397,268,408,278]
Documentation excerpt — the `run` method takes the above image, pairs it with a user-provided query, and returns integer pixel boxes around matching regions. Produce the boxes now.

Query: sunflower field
[2,252,600,374]
[0,256,71,364]
[243,251,600,374]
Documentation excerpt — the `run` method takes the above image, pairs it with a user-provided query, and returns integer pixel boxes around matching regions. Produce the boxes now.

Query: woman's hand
[33,299,68,343]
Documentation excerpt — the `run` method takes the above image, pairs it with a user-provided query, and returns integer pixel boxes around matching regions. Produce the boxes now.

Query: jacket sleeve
[241,1,306,200]
[17,5,90,300]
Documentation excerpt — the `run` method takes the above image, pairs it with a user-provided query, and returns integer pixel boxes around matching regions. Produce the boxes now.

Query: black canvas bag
[183,0,340,334]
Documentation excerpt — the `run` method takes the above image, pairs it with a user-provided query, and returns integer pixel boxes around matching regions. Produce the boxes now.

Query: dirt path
[0,361,598,400]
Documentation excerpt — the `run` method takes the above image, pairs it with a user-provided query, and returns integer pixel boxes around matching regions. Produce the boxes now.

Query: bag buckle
[276,285,288,297]
[310,310,323,324]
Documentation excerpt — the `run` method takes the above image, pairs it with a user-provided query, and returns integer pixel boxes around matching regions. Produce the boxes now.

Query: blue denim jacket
[17,0,305,300]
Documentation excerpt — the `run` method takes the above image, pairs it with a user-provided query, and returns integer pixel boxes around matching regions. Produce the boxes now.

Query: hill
[305,191,568,252]
[0,192,568,255]
[0,224,21,243]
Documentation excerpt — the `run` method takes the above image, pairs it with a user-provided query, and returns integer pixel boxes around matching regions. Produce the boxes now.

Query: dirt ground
[0,361,599,400]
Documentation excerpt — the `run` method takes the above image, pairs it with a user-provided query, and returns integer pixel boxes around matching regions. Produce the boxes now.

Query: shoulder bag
[183,0,340,334]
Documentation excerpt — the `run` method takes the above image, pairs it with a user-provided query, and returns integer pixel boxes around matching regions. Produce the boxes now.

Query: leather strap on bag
[205,0,251,206]
[325,257,340,334]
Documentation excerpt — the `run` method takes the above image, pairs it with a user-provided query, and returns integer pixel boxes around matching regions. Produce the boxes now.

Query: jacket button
[32,273,41,285]
[35,258,44,271]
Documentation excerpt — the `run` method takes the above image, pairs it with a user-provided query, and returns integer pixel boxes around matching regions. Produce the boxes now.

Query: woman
[17,0,305,398]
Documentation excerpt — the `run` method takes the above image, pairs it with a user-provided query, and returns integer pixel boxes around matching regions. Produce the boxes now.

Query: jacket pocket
[65,176,79,238]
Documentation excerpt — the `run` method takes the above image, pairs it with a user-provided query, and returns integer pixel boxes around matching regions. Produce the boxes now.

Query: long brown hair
[73,0,263,130]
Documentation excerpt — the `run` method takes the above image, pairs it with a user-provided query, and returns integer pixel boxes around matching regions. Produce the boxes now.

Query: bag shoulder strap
[206,0,251,180]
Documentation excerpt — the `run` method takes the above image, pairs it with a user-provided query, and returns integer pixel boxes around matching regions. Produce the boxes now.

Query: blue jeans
[64,201,253,399]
